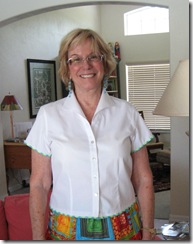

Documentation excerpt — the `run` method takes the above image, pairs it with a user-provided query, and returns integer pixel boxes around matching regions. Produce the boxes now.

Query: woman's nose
[81,58,92,67]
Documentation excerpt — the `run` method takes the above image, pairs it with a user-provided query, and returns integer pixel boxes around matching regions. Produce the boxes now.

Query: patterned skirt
[46,202,142,240]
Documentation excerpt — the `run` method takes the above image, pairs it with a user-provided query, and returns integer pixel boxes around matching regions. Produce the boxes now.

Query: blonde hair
[58,28,116,86]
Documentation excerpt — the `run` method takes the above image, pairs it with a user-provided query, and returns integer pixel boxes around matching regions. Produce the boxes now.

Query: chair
[138,111,164,161]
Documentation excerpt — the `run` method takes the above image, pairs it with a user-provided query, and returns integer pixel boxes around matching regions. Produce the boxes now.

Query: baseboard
[169,214,189,222]
[8,183,23,193]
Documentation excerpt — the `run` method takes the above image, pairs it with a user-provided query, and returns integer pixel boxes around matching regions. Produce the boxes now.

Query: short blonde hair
[58,28,116,86]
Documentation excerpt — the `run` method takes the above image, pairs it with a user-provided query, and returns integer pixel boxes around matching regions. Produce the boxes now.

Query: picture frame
[27,59,57,118]
[107,78,116,91]
[61,82,69,98]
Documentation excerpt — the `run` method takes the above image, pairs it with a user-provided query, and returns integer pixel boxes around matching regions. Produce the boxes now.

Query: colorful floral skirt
[46,202,142,240]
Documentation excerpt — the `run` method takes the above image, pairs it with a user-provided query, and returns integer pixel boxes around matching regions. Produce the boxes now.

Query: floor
[155,190,170,219]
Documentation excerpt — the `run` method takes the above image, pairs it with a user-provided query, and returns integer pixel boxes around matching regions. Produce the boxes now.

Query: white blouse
[25,91,153,218]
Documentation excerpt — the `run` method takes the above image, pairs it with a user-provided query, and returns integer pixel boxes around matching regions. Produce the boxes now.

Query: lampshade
[153,59,189,117]
[1,94,23,139]
[1,95,23,111]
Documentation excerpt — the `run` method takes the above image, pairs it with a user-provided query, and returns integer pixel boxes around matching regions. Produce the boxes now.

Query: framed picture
[61,82,69,98]
[107,78,116,91]
[27,59,57,118]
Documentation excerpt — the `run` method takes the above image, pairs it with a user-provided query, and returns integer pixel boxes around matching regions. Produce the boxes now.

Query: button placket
[90,139,99,186]
[85,123,100,216]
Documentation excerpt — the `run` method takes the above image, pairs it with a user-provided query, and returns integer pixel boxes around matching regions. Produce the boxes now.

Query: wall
[0,117,7,198]
[169,0,189,221]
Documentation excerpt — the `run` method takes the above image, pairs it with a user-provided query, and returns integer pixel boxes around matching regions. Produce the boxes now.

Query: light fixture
[153,59,189,117]
[1,94,23,138]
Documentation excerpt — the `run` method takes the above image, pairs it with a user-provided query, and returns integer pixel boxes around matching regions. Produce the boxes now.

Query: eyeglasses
[67,53,104,66]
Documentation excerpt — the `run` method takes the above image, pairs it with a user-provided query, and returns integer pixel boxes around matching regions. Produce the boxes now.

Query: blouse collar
[62,90,115,117]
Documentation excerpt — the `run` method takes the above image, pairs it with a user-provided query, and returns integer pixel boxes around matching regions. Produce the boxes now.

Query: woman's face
[67,39,105,94]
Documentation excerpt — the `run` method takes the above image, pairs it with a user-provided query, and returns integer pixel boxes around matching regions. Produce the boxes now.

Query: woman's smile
[79,73,96,79]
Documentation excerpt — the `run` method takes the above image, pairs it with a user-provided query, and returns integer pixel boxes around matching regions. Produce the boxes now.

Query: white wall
[0,119,7,198]
[169,0,189,221]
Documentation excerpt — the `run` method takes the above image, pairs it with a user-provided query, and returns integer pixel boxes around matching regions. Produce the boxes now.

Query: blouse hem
[49,202,137,219]
[131,135,154,154]
[24,141,51,157]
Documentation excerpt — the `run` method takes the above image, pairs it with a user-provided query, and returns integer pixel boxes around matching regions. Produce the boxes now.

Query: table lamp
[1,94,23,139]
[153,59,189,117]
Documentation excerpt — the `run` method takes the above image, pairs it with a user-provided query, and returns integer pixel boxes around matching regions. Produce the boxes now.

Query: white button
[91,140,94,144]
[92,157,96,160]
[94,193,98,197]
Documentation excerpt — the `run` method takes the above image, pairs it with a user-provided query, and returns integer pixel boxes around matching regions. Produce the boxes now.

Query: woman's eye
[89,55,98,61]
[73,57,82,63]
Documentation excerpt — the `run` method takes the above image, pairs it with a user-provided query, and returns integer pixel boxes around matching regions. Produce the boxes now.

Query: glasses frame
[67,54,104,66]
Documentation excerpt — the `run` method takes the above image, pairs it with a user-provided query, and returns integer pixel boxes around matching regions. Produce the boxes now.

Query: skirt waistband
[46,202,142,240]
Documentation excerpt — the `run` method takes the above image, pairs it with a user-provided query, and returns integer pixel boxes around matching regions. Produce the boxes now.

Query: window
[126,63,170,131]
[124,6,169,36]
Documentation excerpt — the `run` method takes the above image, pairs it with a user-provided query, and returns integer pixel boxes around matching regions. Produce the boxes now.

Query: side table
[3,141,31,192]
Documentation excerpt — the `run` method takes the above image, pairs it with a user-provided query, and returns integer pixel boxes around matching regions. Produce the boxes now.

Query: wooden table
[4,141,31,193]
[146,142,164,151]
[4,141,31,169]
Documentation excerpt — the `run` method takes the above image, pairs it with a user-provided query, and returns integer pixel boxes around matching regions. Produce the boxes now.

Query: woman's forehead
[69,38,99,52]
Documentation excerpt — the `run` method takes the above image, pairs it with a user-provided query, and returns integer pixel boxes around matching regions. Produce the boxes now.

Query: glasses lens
[88,54,100,62]
[67,57,82,65]
[67,54,103,65]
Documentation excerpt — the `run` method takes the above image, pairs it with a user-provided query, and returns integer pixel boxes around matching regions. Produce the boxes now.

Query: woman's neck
[74,88,102,123]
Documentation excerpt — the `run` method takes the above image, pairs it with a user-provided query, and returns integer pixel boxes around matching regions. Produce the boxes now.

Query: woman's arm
[131,146,155,240]
[29,150,52,240]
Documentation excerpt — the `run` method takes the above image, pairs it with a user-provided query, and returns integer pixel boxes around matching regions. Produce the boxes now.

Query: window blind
[126,63,170,130]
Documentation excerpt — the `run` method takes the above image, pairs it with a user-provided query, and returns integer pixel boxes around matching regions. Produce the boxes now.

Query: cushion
[0,199,8,240]
[4,193,32,240]
[4,191,51,240]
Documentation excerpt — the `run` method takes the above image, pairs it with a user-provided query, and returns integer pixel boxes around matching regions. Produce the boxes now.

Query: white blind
[126,63,170,130]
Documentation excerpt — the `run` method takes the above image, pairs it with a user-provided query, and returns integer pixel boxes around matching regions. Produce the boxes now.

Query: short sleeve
[130,109,154,153]
[24,106,51,156]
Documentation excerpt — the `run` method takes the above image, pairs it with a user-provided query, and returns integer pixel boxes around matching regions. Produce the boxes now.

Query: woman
[25,28,155,240]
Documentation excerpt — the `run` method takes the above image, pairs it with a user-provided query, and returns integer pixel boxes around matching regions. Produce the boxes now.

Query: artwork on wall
[27,59,57,118]
[61,82,69,98]
[107,41,121,60]
[107,78,116,91]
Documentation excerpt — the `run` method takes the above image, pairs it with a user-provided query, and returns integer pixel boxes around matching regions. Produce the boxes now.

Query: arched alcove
[0,0,169,27]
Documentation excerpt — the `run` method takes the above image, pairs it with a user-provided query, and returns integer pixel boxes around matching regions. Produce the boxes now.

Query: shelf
[107,90,118,93]
[107,58,120,98]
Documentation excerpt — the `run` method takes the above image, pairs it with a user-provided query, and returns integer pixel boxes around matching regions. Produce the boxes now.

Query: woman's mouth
[80,74,95,78]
